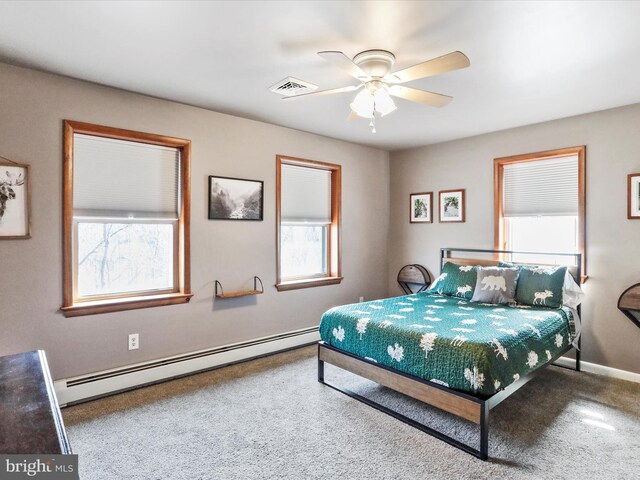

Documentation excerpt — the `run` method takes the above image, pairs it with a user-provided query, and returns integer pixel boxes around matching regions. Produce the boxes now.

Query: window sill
[275,276,343,292]
[61,292,193,317]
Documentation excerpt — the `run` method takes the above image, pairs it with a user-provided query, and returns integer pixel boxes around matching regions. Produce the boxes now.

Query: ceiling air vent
[270,77,318,97]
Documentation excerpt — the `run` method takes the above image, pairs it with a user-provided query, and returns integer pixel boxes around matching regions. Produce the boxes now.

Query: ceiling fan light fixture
[374,88,397,117]
[350,89,375,118]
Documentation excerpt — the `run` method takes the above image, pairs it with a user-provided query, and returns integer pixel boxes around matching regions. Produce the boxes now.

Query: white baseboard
[556,356,640,384]
[55,327,320,406]
[54,333,637,407]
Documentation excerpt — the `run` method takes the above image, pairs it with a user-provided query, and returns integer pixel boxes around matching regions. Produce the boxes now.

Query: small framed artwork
[628,173,640,219]
[208,175,263,221]
[0,159,31,239]
[410,192,433,223]
[439,189,465,223]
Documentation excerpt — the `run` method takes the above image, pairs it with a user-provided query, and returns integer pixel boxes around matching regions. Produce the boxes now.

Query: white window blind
[281,164,331,224]
[73,134,180,218]
[503,155,578,217]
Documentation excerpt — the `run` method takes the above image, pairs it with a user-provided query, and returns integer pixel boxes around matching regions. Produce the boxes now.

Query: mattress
[319,292,576,396]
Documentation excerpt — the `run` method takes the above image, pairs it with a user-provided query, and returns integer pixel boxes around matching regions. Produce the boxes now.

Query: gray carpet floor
[63,346,640,480]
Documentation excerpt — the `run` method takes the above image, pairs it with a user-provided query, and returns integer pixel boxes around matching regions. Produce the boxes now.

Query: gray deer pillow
[471,266,519,305]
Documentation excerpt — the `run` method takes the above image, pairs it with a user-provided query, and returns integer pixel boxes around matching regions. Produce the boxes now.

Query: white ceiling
[1,1,640,151]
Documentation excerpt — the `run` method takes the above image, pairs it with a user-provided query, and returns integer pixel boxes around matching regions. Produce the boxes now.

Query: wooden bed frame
[318,248,582,460]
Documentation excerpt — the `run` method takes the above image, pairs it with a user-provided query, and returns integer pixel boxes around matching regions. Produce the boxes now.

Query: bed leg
[317,348,325,383]
[575,305,582,372]
[480,402,489,461]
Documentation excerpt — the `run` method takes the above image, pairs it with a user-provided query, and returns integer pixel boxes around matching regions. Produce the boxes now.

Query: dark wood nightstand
[618,283,640,329]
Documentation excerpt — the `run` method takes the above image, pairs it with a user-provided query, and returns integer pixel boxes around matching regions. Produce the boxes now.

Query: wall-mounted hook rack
[215,276,264,298]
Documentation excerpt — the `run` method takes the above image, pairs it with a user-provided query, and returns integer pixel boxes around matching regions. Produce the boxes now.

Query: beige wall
[0,63,390,380]
[2,60,638,379]
[389,103,640,374]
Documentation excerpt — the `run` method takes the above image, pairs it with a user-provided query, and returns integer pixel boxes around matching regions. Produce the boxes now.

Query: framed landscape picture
[410,192,433,223]
[208,175,263,221]
[0,160,31,239]
[628,173,640,219]
[439,189,465,223]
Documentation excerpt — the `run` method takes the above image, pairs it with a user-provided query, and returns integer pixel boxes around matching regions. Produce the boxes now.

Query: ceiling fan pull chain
[370,99,377,133]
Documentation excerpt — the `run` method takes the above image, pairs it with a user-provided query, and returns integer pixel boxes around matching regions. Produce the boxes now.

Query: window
[62,121,192,316]
[494,146,586,279]
[276,155,342,291]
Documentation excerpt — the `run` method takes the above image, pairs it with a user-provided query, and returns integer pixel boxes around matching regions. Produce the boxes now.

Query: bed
[317,248,582,460]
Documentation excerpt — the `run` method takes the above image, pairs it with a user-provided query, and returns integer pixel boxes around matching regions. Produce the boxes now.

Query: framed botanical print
[439,189,465,223]
[0,159,31,239]
[628,173,640,219]
[410,192,433,223]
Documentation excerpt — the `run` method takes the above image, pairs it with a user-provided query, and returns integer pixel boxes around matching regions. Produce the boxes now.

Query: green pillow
[427,262,477,299]
[499,262,567,308]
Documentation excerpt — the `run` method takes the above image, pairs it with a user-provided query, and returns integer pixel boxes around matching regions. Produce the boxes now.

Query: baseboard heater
[54,326,320,406]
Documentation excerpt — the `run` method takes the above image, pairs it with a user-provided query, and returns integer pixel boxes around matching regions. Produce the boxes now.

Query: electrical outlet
[128,333,139,351]
[359,296,364,303]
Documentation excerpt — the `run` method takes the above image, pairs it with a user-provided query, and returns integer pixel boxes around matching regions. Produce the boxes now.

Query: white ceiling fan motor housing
[353,50,395,78]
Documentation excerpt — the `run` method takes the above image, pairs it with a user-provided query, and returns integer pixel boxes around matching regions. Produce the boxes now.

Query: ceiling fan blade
[318,51,371,81]
[388,86,452,108]
[281,84,362,101]
[385,51,470,84]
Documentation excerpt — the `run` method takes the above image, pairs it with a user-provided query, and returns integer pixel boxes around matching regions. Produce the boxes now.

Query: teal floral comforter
[319,293,576,396]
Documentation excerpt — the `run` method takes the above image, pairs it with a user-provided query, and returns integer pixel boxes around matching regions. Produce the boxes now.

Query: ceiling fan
[283,49,470,132]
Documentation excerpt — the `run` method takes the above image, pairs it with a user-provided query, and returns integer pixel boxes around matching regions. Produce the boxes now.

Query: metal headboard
[440,247,582,286]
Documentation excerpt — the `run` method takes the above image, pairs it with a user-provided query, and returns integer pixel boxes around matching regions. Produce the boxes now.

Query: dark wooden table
[0,350,71,454]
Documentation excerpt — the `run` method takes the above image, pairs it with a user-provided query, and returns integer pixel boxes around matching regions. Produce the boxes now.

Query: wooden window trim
[275,155,342,291]
[494,145,587,282]
[62,120,192,316]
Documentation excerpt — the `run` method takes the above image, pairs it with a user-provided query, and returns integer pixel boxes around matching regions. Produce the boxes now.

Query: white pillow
[562,271,584,308]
